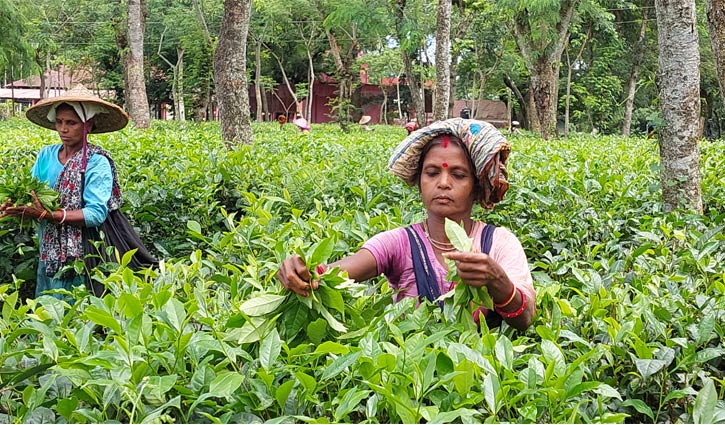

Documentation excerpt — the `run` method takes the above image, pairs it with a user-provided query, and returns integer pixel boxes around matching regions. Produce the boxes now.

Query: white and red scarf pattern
[41,144,123,276]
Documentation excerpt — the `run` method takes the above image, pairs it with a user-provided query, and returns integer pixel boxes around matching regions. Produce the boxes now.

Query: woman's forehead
[422,143,471,166]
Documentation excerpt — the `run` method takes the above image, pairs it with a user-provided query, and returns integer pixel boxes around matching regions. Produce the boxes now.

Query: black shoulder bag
[81,171,157,296]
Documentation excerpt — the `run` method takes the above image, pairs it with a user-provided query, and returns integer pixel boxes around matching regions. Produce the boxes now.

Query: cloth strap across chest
[404,223,501,326]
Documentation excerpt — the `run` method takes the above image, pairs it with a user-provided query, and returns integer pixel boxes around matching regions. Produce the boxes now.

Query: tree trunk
[176,47,185,121]
[121,0,151,128]
[448,2,472,119]
[306,48,315,121]
[158,30,186,122]
[433,0,451,121]
[529,60,559,137]
[394,0,426,126]
[449,51,458,118]
[504,74,529,130]
[512,0,578,139]
[564,27,590,136]
[707,0,725,112]
[268,48,299,110]
[214,0,253,146]
[564,48,572,136]
[325,30,356,131]
[381,88,388,124]
[37,51,50,99]
[192,0,213,121]
[396,78,403,121]
[255,39,263,122]
[622,8,650,136]
[655,0,703,213]
[261,86,269,121]
[403,53,426,126]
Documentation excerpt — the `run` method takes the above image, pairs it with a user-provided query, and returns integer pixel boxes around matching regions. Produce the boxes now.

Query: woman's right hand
[277,254,319,297]
[0,198,13,217]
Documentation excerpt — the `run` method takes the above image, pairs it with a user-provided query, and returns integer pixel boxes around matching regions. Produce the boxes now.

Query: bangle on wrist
[494,284,517,308]
[59,209,67,224]
[315,264,327,275]
[38,210,48,221]
[496,289,527,319]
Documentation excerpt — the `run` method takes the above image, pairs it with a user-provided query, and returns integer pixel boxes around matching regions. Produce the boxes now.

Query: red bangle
[315,264,327,275]
[496,289,527,319]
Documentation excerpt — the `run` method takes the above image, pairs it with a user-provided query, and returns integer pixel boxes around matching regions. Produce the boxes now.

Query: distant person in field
[404,120,419,134]
[278,114,287,129]
[277,118,535,330]
[293,113,310,133]
[647,122,655,139]
[359,115,373,131]
[0,90,154,299]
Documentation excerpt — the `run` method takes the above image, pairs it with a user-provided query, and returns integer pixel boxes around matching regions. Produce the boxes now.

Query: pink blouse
[361,222,535,305]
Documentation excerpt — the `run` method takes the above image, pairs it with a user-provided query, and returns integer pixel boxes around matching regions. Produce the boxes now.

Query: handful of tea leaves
[0,175,60,211]
[444,218,494,311]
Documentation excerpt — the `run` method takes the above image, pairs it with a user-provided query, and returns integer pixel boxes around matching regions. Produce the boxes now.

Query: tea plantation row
[0,120,723,423]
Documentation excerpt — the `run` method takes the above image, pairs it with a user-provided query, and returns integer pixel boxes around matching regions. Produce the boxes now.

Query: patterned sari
[40,144,122,277]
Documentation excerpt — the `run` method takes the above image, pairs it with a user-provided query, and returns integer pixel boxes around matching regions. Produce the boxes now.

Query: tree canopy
[0,0,722,139]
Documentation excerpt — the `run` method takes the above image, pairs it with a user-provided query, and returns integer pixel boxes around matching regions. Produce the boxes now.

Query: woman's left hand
[443,251,510,291]
[0,198,14,218]
[0,191,48,221]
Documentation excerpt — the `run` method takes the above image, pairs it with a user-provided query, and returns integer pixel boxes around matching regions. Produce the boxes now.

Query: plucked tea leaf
[444,218,472,252]
[309,237,335,266]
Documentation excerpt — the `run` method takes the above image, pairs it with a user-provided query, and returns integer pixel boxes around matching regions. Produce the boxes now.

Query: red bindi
[442,135,450,148]
[441,162,448,168]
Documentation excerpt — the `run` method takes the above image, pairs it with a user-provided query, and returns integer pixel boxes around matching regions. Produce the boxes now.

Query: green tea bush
[0,119,722,423]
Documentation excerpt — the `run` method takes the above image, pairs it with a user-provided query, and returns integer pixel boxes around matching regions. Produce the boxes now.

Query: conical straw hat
[26,85,129,133]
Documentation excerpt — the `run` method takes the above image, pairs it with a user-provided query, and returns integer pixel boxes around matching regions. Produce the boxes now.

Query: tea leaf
[334,388,370,421]
[208,371,244,398]
[634,358,668,382]
[622,399,655,421]
[260,328,282,370]
[275,379,295,409]
[239,294,287,316]
[320,351,361,381]
[693,380,717,424]
[444,218,472,252]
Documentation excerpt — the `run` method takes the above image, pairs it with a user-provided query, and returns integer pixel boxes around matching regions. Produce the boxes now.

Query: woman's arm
[277,249,378,297]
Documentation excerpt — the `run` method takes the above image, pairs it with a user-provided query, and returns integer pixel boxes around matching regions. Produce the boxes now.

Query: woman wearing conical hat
[0,91,152,298]
[277,118,536,330]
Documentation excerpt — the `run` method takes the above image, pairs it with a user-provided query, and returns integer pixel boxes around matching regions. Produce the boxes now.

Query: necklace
[422,219,471,252]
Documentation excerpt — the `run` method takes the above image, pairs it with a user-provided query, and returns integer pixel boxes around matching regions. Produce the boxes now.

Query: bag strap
[404,226,442,304]
[406,223,497,302]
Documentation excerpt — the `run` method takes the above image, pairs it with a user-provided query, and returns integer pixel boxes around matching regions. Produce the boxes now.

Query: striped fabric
[388,118,511,209]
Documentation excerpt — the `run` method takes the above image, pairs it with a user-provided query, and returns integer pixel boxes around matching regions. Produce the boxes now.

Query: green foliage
[0,120,724,423]
[0,174,60,211]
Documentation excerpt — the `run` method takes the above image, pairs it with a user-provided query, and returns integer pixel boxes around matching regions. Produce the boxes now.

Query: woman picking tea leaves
[278,118,535,330]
